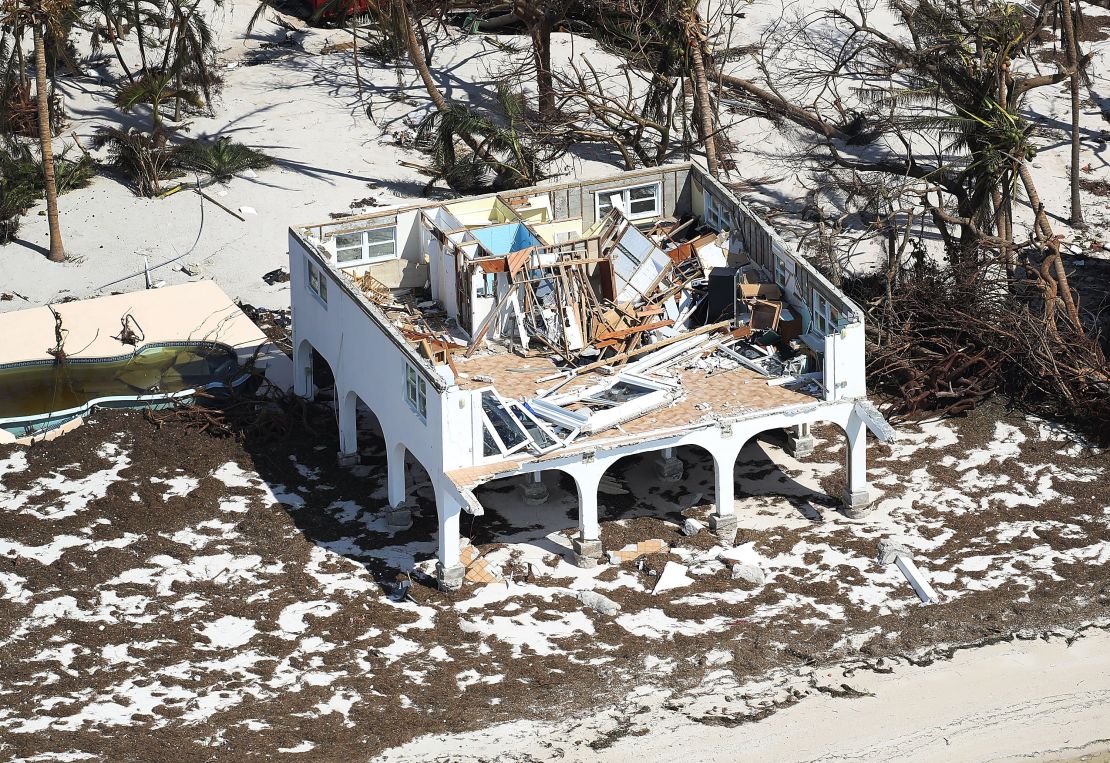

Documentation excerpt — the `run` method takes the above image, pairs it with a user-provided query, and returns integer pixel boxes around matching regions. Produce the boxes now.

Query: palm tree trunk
[687,14,718,177]
[1060,0,1085,227]
[105,18,135,82]
[33,17,65,263]
[399,2,499,167]
[532,19,555,121]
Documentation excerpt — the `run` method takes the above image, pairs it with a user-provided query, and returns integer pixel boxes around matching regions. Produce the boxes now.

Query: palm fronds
[173,137,272,181]
[94,126,180,196]
[0,139,96,241]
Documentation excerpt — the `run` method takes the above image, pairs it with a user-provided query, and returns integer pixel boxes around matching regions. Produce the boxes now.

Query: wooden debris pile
[853,269,1110,440]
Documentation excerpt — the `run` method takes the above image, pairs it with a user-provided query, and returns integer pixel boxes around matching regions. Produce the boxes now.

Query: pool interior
[0,344,239,432]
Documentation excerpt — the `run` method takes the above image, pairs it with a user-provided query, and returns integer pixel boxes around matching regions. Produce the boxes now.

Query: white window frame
[705,193,735,232]
[811,289,835,335]
[595,182,662,221]
[306,257,328,303]
[404,362,427,421]
[479,389,530,458]
[774,256,788,289]
[333,224,398,267]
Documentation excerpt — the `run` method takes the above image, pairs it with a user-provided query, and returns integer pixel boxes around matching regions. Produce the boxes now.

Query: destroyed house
[288,164,893,590]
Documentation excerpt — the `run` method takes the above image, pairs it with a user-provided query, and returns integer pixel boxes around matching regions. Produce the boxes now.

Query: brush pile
[851,265,1110,443]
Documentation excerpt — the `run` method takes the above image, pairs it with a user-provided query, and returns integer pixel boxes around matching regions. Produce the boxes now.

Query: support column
[786,422,815,458]
[655,447,684,483]
[522,471,549,505]
[293,339,313,398]
[708,447,739,541]
[386,442,407,507]
[435,490,465,591]
[571,467,604,568]
[337,392,359,467]
[385,441,412,530]
[842,414,873,518]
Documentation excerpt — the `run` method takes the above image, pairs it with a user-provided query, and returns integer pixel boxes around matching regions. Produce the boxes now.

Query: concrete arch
[595,443,719,520]
[293,338,314,398]
[730,416,870,516]
[385,438,437,511]
[336,389,390,466]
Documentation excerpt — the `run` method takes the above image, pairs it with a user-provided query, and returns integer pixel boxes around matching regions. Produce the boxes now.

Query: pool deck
[0,281,293,445]
[0,281,292,388]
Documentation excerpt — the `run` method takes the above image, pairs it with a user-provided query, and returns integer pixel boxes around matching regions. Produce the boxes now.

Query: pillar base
[337,452,360,467]
[387,504,414,531]
[786,434,816,459]
[522,480,550,506]
[842,489,873,518]
[708,512,738,541]
[655,456,684,483]
[436,562,465,591]
[572,538,603,569]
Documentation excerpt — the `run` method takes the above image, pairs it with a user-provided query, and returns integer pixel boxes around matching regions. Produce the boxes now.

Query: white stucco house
[288,164,893,590]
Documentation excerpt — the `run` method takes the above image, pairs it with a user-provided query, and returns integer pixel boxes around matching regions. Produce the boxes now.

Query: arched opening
[468,470,578,545]
[397,444,436,514]
[341,392,387,471]
[597,444,717,526]
[733,425,847,521]
[294,339,336,403]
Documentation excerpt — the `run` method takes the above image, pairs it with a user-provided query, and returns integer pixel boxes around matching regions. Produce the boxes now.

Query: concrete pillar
[522,471,549,505]
[709,447,739,541]
[293,339,314,398]
[655,447,684,483]
[435,490,465,591]
[786,422,816,458]
[571,468,604,568]
[842,414,873,518]
[386,441,407,508]
[337,391,359,467]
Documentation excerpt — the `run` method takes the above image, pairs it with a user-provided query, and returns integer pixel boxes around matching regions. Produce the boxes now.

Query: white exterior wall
[289,232,477,506]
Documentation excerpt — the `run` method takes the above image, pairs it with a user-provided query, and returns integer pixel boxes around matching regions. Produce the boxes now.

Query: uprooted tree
[712,0,1107,435]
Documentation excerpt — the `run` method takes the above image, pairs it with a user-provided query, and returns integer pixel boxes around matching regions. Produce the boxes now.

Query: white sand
[1,0,1106,313]
[376,626,1110,762]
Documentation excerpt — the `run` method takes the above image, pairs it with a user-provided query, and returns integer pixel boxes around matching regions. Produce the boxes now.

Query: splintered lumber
[571,320,731,375]
[594,320,674,342]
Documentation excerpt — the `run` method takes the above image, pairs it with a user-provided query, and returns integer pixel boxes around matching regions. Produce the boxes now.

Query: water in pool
[0,344,238,419]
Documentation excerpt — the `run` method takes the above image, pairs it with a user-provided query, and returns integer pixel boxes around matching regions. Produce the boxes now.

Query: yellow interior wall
[532,218,585,245]
[444,197,500,227]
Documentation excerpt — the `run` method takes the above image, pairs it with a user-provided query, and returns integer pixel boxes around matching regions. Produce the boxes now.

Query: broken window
[529,374,676,435]
[508,402,560,452]
[584,380,655,405]
[596,182,661,221]
[481,391,529,455]
[478,392,567,457]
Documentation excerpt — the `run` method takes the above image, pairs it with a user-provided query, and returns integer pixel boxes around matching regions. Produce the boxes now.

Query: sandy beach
[1,0,1108,760]
[379,626,1110,762]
